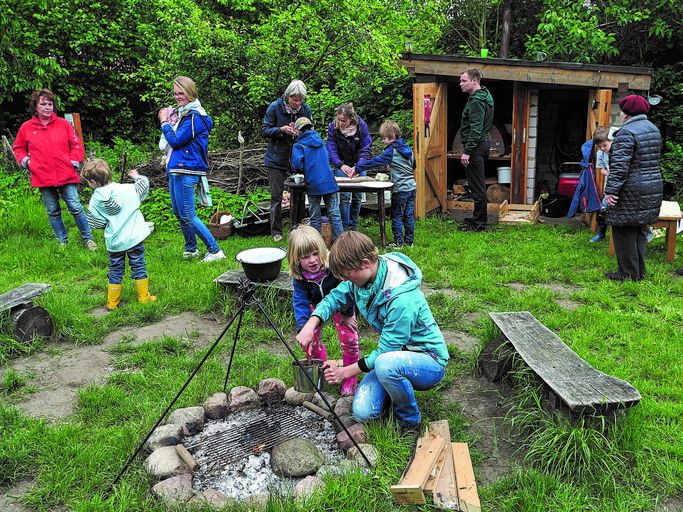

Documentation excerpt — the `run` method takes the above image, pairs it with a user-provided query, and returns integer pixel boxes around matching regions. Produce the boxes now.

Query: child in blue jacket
[356,121,416,247]
[291,117,343,240]
[288,225,360,395]
[81,159,155,310]
[296,231,449,435]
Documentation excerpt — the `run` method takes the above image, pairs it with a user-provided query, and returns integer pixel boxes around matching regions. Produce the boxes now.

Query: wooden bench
[0,283,54,343]
[608,200,681,262]
[480,311,641,414]
[214,270,293,292]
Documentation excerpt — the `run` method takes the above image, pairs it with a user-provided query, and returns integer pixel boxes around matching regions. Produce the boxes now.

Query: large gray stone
[311,391,337,410]
[347,443,378,467]
[145,446,190,479]
[334,396,354,418]
[228,386,260,412]
[284,386,314,406]
[151,473,193,506]
[145,423,183,452]
[294,475,324,500]
[167,406,205,435]
[257,378,286,403]
[270,437,324,477]
[204,392,229,420]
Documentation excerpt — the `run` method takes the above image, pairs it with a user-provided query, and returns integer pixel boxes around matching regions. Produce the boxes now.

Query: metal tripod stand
[111,277,370,489]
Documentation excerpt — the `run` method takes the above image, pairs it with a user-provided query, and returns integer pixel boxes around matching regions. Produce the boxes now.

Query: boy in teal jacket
[82,159,155,310]
[296,231,448,434]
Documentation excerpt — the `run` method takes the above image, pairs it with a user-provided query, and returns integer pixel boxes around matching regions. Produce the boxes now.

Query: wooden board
[447,200,500,213]
[427,420,459,509]
[391,434,448,505]
[213,270,293,292]
[452,443,480,512]
[659,200,681,220]
[488,312,641,412]
[0,283,51,313]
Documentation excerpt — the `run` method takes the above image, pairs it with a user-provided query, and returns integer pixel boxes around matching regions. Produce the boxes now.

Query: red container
[557,173,580,197]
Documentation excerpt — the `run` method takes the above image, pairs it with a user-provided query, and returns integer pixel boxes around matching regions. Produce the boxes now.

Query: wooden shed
[398,54,654,217]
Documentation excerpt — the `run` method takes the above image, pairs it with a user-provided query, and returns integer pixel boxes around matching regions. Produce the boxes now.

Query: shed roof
[399,54,653,91]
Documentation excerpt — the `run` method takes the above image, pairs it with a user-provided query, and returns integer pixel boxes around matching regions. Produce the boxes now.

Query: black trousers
[464,140,490,225]
[611,224,649,280]
[268,167,287,236]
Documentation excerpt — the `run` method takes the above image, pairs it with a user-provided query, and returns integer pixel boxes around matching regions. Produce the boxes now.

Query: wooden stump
[11,305,54,344]
[479,336,514,382]
[486,184,510,204]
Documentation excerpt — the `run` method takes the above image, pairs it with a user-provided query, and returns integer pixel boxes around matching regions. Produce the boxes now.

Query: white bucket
[497,166,512,184]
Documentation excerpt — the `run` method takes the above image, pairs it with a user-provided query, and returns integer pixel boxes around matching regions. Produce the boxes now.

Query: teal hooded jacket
[312,253,449,371]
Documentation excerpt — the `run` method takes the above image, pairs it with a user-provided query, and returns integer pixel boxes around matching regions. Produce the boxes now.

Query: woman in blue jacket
[261,80,312,241]
[159,76,224,263]
[326,103,373,230]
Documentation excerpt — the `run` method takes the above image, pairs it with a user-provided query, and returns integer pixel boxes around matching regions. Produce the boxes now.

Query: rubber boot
[134,278,156,303]
[336,313,360,396]
[107,283,123,310]
[340,351,359,396]
[590,212,606,243]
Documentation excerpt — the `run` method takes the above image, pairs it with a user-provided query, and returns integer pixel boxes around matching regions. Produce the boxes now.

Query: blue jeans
[334,167,365,230]
[39,185,93,243]
[169,174,219,253]
[108,242,147,284]
[308,193,343,240]
[352,351,445,427]
[391,190,416,245]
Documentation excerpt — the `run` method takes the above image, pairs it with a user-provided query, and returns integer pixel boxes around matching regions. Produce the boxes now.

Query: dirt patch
[0,479,34,512]
[555,298,580,310]
[662,496,683,512]
[508,282,527,292]
[422,286,462,300]
[444,374,521,486]
[442,329,481,354]
[5,313,228,421]
[544,283,582,296]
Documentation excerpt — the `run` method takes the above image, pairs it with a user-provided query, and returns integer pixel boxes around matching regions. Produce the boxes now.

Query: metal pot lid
[235,247,286,264]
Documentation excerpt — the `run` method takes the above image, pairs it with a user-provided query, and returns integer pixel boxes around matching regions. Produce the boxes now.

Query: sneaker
[273,234,283,242]
[387,241,403,248]
[85,239,98,251]
[183,249,200,259]
[202,250,226,263]
[590,233,605,243]
[646,229,655,243]
[675,268,683,276]
[400,421,423,442]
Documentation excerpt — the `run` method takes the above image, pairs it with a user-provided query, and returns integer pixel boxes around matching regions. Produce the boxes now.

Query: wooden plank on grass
[452,443,480,512]
[427,420,459,509]
[391,434,447,505]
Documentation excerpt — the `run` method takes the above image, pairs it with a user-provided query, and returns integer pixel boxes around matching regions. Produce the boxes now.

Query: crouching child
[296,231,448,435]
[81,159,155,310]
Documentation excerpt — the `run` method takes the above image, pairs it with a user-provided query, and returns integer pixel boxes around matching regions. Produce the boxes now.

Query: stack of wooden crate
[390,420,480,511]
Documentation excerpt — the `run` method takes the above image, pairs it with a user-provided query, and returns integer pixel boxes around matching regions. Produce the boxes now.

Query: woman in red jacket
[13,89,96,250]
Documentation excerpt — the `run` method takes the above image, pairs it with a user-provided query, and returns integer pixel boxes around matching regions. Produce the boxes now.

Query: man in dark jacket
[261,80,312,241]
[459,68,494,232]
[604,94,663,281]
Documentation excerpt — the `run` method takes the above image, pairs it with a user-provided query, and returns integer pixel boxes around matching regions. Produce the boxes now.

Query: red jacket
[13,114,85,188]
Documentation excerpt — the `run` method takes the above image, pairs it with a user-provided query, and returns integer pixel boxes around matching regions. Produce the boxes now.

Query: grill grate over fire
[185,405,316,469]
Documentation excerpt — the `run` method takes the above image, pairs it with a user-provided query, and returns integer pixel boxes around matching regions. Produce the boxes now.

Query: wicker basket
[209,209,234,239]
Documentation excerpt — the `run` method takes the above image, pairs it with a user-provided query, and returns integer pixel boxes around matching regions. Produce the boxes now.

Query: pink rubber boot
[335,312,360,396]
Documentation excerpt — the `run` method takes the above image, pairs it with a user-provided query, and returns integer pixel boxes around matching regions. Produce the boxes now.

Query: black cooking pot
[235,247,286,282]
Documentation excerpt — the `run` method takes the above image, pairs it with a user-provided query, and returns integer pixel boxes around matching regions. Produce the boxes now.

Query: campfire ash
[186,404,343,500]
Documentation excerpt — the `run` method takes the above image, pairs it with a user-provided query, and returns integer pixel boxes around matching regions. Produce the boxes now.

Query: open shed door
[586,89,612,192]
[510,82,530,204]
[413,82,447,218]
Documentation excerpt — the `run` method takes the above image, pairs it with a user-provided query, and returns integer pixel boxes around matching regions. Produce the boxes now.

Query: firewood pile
[136,144,270,193]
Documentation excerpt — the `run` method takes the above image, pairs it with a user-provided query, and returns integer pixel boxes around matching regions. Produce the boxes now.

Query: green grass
[0,187,682,511]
